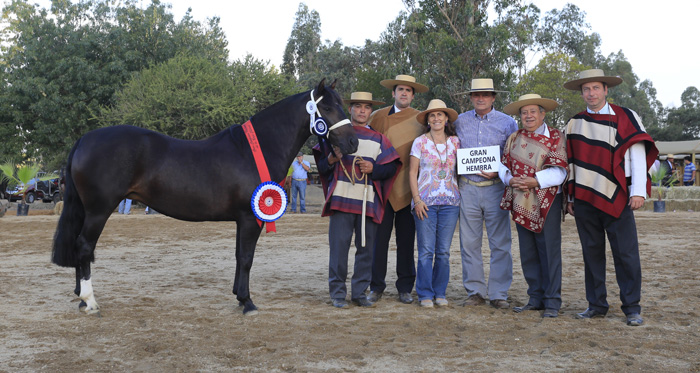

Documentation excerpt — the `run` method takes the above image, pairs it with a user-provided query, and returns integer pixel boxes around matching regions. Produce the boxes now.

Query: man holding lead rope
[314,92,401,308]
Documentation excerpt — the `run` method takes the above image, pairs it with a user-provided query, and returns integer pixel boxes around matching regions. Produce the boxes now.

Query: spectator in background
[684,156,696,186]
[118,199,132,214]
[660,154,675,186]
[290,152,311,213]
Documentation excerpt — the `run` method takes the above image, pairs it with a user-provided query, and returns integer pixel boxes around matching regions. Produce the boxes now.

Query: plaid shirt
[455,108,518,182]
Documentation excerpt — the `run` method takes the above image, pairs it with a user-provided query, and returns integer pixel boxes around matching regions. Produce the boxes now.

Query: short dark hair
[685,155,692,162]
[393,85,414,94]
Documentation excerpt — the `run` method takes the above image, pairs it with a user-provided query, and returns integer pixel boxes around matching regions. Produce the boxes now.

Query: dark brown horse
[51,80,358,315]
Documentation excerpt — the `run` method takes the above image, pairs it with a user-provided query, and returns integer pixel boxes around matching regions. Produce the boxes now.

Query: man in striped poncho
[314,92,400,309]
[563,69,658,326]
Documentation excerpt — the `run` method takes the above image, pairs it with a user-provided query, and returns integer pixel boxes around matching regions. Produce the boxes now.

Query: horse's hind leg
[74,212,111,315]
[233,218,263,315]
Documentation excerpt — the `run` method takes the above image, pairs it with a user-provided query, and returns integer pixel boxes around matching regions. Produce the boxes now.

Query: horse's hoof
[242,303,258,315]
[78,300,87,311]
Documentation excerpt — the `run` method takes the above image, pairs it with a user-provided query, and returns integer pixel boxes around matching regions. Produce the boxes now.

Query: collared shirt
[291,159,310,179]
[685,162,697,182]
[455,108,518,182]
[587,102,648,198]
[498,123,567,192]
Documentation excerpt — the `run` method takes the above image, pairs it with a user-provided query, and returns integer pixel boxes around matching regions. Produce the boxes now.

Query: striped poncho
[565,103,658,218]
[313,126,400,224]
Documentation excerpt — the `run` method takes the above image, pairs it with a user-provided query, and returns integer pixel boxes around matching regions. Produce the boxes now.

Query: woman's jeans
[414,204,459,301]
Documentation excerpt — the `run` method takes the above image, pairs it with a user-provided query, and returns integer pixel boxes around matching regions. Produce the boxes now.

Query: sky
[34,0,700,108]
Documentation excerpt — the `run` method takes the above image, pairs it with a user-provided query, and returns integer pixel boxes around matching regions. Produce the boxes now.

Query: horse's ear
[316,79,327,96]
[330,79,338,90]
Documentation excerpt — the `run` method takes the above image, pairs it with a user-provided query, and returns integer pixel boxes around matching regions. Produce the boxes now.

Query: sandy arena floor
[1,187,698,371]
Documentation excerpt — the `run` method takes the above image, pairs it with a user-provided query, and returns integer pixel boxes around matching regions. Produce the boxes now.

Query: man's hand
[356,159,373,174]
[510,176,538,191]
[566,202,575,216]
[328,146,343,164]
[629,196,645,210]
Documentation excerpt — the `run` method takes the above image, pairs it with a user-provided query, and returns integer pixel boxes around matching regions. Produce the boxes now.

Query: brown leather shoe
[463,294,485,306]
[490,299,510,309]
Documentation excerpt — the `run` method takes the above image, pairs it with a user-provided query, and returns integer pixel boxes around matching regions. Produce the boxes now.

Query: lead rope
[338,156,369,247]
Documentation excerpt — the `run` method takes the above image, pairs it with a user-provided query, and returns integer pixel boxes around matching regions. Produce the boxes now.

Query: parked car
[6,172,62,204]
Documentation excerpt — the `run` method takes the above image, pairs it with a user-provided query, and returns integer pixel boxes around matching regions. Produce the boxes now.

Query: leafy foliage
[660,87,700,140]
[100,54,298,140]
[516,53,586,128]
[0,162,57,204]
[0,0,228,167]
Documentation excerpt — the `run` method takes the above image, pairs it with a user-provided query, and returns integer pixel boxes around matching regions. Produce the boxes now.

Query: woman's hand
[414,200,428,220]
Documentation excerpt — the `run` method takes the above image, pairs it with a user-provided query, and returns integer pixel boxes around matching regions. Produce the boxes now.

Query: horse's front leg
[233,218,263,315]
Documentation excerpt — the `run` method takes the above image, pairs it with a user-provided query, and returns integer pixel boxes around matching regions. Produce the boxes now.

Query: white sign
[457,146,501,175]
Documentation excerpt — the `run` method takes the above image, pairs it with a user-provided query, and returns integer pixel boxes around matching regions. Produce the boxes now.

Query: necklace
[429,132,448,179]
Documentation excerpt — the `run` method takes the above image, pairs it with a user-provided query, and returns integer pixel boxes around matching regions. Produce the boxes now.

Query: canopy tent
[655,140,700,161]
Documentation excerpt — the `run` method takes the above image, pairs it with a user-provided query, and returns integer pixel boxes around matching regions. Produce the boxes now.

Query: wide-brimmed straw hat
[343,91,385,107]
[465,78,508,94]
[563,69,623,91]
[503,93,559,116]
[416,99,459,125]
[379,74,429,93]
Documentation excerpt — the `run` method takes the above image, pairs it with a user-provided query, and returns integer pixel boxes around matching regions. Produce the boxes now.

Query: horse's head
[313,79,358,155]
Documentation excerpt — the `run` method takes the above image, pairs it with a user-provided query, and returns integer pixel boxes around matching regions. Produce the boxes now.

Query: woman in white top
[409,99,461,308]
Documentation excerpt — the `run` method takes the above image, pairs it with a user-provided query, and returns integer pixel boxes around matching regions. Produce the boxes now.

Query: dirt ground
[1,186,699,372]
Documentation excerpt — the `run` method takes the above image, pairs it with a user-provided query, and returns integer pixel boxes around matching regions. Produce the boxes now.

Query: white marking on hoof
[79,279,100,314]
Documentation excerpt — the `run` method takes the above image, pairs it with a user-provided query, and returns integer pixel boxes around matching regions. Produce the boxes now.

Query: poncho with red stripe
[565,104,658,218]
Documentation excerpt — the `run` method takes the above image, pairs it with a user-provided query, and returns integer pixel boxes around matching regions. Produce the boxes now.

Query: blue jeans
[118,199,132,214]
[290,179,307,212]
[414,205,459,301]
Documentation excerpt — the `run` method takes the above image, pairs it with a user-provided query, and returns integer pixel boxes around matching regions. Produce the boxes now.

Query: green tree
[535,3,602,67]
[368,0,540,112]
[516,53,586,128]
[282,3,321,79]
[601,51,662,129]
[662,87,700,140]
[100,54,299,140]
[0,0,229,168]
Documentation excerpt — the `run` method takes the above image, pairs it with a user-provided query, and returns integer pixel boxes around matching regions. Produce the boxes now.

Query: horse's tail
[51,140,85,268]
